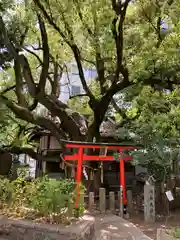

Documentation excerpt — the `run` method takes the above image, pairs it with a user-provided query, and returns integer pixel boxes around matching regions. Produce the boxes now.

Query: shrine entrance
[62,140,136,213]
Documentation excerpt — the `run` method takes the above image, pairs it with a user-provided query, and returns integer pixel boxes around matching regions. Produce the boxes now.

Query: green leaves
[0,0,180,171]
[0,177,85,220]
[119,86,180,179]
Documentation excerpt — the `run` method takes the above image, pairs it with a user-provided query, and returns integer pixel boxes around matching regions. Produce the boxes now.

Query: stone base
[0,216,95,240]
[124,213,130,219]
[156,229,174,240]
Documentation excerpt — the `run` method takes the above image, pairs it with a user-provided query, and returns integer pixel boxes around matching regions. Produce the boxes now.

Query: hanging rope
[60,153,97,180]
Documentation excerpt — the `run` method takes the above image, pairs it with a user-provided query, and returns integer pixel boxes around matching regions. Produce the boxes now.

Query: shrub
[29,178,71,215]
[0,176,85,220]
[29,178,85,218]
[0,177,12,206]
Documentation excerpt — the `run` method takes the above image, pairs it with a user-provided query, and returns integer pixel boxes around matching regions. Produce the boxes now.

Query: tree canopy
[0,0,179,172]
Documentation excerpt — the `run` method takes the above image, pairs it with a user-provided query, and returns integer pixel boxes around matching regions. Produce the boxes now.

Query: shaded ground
[129,211,180,239]
[83,213,152,239]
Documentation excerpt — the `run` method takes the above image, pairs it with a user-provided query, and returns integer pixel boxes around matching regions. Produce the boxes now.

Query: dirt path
[129,211,180,239]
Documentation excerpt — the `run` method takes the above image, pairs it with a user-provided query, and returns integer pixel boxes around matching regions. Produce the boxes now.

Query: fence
[84,187,130,217]
[84,183,156,223]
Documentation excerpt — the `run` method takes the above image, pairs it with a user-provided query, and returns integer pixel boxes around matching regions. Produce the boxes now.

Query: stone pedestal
[144,183,155,223]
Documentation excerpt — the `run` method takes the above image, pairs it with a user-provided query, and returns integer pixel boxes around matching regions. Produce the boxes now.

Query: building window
[71,85,81,96]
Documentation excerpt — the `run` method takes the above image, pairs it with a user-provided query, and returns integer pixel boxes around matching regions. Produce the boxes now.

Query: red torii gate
[62,140,136,211]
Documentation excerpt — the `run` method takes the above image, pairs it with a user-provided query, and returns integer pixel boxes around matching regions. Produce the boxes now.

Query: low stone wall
[0,216,95,240]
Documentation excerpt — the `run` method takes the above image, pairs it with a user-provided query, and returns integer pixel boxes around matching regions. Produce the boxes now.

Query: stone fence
[0,216,95,240]
[87,187,124,215]
[86,183,156,223]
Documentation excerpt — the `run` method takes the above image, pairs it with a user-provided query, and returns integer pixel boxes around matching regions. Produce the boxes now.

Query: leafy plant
[29,178,69,215]
[0,176,85,220]
[175,228,180,238]
[0,177,12,205]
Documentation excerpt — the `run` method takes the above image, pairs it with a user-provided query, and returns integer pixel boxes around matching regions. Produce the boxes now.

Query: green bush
[0,177,12,205]
[29,178,71,215]
[0,176,85,219]
[29,178,85,218]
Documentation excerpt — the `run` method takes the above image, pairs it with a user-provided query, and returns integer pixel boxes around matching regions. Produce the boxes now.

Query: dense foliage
[0,0,179,179]
[0,177,85,221]
[116,85,180,180]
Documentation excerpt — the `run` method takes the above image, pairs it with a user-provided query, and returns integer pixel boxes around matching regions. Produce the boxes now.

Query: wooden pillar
[99,188,106,214]
[120,159,126,206]
[109,191,115,212]
[75,147,83,208]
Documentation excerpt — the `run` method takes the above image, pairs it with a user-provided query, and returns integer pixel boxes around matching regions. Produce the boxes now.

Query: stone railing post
[88,192,95,212]
[127,190,133,214]
[109,191,115,212]
[118,186,123,217]
[99,188,106,214]
[136,194,141,213]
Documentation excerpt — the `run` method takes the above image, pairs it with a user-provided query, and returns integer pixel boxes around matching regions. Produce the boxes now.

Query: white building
[59,64,97,102]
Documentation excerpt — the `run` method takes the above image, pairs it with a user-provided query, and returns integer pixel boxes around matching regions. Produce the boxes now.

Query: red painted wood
[64,154,132,161]
[75,147,83,208]
[65,143,135,150]
[120,159,126,205]
[62,142,135,209]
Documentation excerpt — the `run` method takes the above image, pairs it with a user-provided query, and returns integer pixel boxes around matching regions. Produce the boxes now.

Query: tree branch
[19,54,37,96]
[34,0,95,102]
[0,16,18,58]
[23,46,42,64]
[37,95,83,139]
[75,2,106,95]
[0,95,66,141]
[71,44,95,101]
[23,46,55,90]
[111,0,130,84]
[73,0,94,36]
[1,84,17,95]
[28,99,38,111]
[14,57,27,107]
[33,0,70,44]
[0,146,46,162]
[19,26,29,47]
[111,98,127,119]
[49,54,63,97]
[36,14,50,94]
[69,93,88,99]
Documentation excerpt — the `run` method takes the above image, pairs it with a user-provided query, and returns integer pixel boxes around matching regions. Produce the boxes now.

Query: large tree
[116,85,180,180]
[0,0,179,163]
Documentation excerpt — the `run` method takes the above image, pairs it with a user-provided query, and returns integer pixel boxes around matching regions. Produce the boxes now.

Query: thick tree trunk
[0,153,12,176]
[85,105,110,193]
